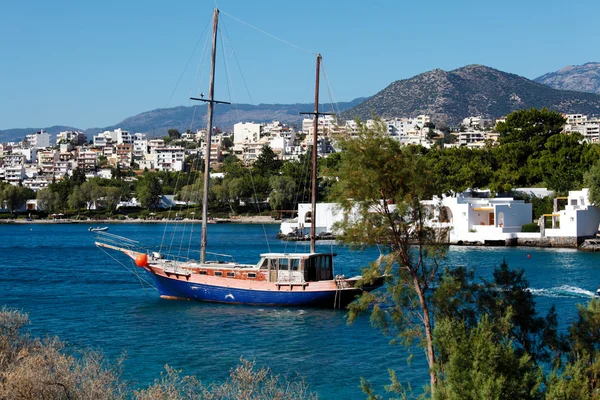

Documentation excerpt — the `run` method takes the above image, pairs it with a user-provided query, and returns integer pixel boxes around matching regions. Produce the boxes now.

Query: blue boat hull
[148,272,365,308]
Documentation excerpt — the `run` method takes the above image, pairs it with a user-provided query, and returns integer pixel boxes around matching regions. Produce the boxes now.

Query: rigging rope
[98,246,158,293]
[219,9,316,56]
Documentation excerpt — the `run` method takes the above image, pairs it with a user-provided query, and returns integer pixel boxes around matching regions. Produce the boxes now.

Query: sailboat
[95,8,384,308]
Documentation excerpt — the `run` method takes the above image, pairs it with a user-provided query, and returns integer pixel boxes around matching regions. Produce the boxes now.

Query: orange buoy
[135,254,148,267]
[527,254,531,259]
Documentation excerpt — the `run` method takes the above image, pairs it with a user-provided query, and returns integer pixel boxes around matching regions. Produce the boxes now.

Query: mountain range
[3,62,600,142]
[342,64,600,126]
[535,62,600,95]
[0,100,365,143]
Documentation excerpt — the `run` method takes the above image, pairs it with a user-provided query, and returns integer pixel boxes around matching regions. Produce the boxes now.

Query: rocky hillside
[343,65,600,126]
[535,62,600,95]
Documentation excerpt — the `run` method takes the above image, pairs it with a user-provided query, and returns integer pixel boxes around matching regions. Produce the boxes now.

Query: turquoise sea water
[1,223,600,398]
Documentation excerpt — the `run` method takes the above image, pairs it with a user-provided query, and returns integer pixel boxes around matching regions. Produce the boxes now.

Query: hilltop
[535,62,600,95]
[343,65,600,126]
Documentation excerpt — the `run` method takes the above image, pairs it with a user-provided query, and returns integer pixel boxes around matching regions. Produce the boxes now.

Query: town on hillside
[2,112,598,192]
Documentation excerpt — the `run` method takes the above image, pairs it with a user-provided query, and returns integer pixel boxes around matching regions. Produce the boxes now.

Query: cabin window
[214,271,223,277]
[259,258,269,269]
[226,272,235,278]
[290,259,299,271]
[199,270,207,275]
[248,273,256,279]
[278,258,289,271]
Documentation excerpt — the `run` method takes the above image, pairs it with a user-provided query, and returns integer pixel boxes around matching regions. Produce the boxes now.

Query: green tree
[253,144,282,176]
[136,173,163,209]
[68,185,86,211]
[497,108,566,151]
[70,167,87,185]
[104,187,122,211]
[167,128,181,140]
[534,133,587,193]
[329,120,444,395]
[269,175,296,211]
[584,160,600,205]
[434,313,543,400]
[36,188,61,212]
[0,185,33,214]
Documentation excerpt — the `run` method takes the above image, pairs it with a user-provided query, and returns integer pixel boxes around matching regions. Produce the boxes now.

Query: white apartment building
[57,130,86,145]
[93,128,132,147]
[37,150,59,174]
[22,178,51,192]
[456,130,486,146]
[77,149,98,171]
[2,154,26,167]
[5,165,25,185]
[148,139,165,153]
[25,130,51,149]
[301,115,340,136]
[565,114,588,125]
[153,147,185,171]
[233,122,262,150]
[566,121,600,143]
[133,138,148,158]
[461,116,493,129]
[11,147,37,163]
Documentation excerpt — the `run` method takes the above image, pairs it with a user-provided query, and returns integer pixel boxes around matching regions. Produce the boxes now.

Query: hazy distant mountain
[343,65,600,126]
[84,98,366,137]
[0,126,80,144]
[0,99,366,143]
[535,62,600,95]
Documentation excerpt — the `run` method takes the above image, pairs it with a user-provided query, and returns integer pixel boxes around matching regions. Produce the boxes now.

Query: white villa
[423,192,532,244]
[279,189,600,247]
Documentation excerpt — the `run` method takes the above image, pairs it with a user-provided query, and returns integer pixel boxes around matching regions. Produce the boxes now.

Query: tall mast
[300,54,330,254]
[310,55,321,254]
[190,8,229,264]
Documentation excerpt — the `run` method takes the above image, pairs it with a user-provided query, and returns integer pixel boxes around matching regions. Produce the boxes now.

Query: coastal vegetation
[0,307,316,399]
[328,119,600,398]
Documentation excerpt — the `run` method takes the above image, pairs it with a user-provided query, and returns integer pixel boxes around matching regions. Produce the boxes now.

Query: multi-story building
[54,160,73,178]
[153,147,185,171]
[37,150,59,174]
[301,115,341,136]
[133,136,149,159]
[57,130,86,145]
[565,114,588,125]
[11,147,37,163]
[5,165,25,185]
[77,149,98,171]
[25,130,51,149]
[114,144,133,167]
[2,154,26,167]
[233,122,262,151]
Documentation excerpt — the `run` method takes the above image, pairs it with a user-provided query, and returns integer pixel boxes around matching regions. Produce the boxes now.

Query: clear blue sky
[1,0,598,129]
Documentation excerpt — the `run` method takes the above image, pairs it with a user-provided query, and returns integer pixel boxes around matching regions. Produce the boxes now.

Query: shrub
[0,307,317,399]
[521,223,540,232]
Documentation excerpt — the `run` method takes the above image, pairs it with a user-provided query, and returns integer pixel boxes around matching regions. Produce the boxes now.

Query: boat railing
[94,231,143,253]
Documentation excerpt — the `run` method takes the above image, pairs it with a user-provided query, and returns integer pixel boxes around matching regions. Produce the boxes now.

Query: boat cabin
[258,253,334,283]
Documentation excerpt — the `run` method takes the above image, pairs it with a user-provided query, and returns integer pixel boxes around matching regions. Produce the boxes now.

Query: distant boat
[94,8,384,309]
[89,226,108,232]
